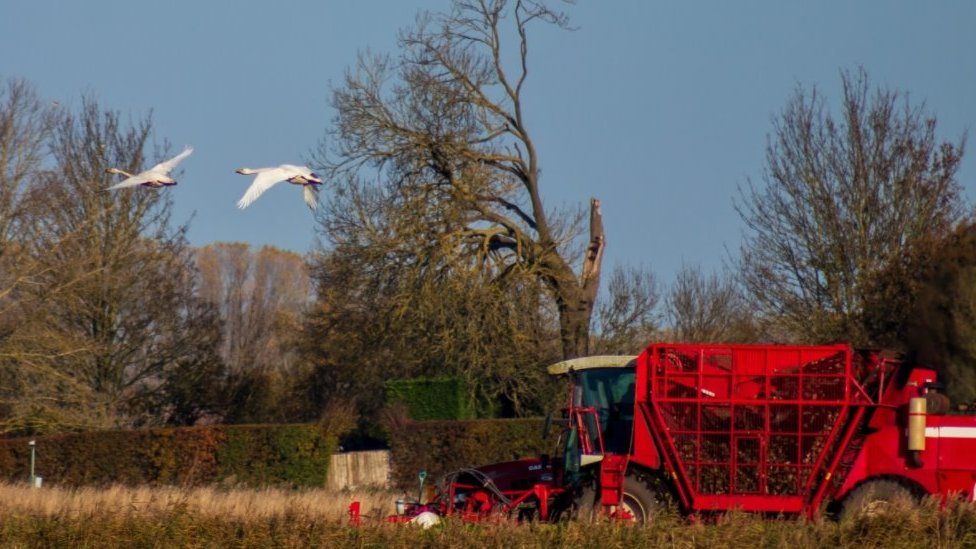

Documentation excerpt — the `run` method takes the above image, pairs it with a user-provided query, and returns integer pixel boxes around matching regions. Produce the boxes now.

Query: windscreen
[577,367,636,454]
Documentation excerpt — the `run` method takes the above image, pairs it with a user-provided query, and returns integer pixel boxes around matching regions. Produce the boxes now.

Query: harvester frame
[377,342,976,524]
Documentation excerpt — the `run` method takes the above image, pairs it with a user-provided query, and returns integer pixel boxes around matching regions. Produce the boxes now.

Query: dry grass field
[1,483,975,548]
[0,483,394,522]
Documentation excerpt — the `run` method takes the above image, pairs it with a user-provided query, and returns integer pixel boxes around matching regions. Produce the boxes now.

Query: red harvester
[380,342,976,524]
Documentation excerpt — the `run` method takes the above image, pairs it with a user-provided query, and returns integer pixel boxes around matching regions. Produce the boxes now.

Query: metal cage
[641,343,893,514]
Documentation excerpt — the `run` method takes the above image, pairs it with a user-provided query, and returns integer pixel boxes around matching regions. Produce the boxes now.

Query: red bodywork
[381,343,976,523]
[381,457,565,522]
[637,343,976,516]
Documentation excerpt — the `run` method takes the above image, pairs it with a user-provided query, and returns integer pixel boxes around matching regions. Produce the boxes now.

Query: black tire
[839,479,918,522]
[617,475,657,524]
[571,475,657,524]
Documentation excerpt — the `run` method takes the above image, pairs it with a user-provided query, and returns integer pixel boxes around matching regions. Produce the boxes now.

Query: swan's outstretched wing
[302,184,319,210]
[237,167,289,209]
[150,146,193,175]
[281,164,314,177]
[107,174,153,190]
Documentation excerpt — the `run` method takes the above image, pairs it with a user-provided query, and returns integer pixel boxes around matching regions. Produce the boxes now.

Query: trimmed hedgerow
[216,424,335,487]
[385,377,475,420]
[386,418,552,489]
[0,424,336,488]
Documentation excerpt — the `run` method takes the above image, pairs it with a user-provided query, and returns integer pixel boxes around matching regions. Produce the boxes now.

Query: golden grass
[0,482,394,522]
[1,484,975,548]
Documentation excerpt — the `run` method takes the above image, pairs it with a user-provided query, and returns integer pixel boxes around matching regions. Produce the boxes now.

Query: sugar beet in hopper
[640,343,891,515]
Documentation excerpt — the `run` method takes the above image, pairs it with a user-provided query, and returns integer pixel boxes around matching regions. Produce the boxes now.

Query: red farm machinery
[381,343,976,524]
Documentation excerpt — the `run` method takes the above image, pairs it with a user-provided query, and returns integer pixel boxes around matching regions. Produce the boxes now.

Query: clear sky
[2,1,974,284]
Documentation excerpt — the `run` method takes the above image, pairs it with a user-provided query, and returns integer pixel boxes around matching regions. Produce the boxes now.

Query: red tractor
[385,343,976,524]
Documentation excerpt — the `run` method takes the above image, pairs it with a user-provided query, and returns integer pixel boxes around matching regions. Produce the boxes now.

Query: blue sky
[2,1,974,284]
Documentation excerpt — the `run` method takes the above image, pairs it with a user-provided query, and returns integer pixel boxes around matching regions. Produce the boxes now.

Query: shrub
[386,418,552,489]
[0,427,224,486]
[385,377,474,420]
[0,424,336,488]
[217,424,335,487]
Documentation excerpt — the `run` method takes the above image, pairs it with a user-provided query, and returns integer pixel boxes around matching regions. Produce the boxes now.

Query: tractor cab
[546,356,637,478]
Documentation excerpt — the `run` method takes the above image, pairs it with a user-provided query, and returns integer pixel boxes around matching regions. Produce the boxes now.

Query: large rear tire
[839,479,917,522]
[617,475,656,523]
[570,475,657,524]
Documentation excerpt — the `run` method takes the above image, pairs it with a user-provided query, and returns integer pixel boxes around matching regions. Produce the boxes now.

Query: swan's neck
[236,168,259,175]
[107,167,135,178]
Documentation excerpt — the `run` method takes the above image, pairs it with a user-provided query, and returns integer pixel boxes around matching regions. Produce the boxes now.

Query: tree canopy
[737,68,967,344]
[316,0,606,359]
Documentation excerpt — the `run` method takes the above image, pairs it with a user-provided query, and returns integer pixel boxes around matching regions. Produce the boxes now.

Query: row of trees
[1,0,972,432]
[0,82,203,431]
[0,79,326,432]
[300,0,972,419]
[0,73,748,431]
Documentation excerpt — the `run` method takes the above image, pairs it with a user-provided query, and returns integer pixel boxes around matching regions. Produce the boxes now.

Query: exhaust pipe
[907,396,926,467]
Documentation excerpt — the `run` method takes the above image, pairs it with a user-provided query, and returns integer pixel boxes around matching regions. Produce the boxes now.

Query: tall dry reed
[0,482,393,522]
[1,484,975,548]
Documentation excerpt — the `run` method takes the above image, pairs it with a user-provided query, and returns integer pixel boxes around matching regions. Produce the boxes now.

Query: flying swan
[235,165,323,210]
[106,147,194,189]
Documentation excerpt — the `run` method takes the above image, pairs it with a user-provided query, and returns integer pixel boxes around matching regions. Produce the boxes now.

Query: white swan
[106,147,193,189]
[235,165,323,210]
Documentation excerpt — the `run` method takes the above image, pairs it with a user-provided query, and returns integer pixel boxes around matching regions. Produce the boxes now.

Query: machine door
[577,367,636,454]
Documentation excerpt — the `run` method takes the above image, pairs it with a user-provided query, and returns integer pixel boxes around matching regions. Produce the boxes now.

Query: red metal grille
[645,344,865,511]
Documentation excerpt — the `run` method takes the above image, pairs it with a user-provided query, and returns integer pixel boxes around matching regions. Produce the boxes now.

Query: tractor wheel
[839,479,918,522]
[616,476,657,524]
[570,475,658,524]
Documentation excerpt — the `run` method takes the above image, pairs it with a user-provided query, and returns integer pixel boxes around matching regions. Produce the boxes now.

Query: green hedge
[217,425,334,487]
[386,418,552,489]
[385,377,474,420]
[0,424,336,488]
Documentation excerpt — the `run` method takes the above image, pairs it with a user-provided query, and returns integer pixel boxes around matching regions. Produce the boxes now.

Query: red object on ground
[348,501,361,526]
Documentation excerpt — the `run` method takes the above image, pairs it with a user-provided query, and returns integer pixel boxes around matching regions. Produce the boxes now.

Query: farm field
[0,484,975,548]
[1,1,975,547]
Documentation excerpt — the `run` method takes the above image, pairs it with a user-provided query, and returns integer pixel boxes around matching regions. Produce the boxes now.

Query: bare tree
[0,98,221,432]
[736,68,966,343]
[196,243,311,374]
[0,78,54,343]
[0,78,80,430]
[0,78,53,245]
[318,0,604,358]
[195,243,312,422]
[665,264,755,343]
[591,265,659,354]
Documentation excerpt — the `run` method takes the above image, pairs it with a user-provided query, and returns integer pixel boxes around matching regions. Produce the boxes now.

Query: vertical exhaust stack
[907,396,927,466]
